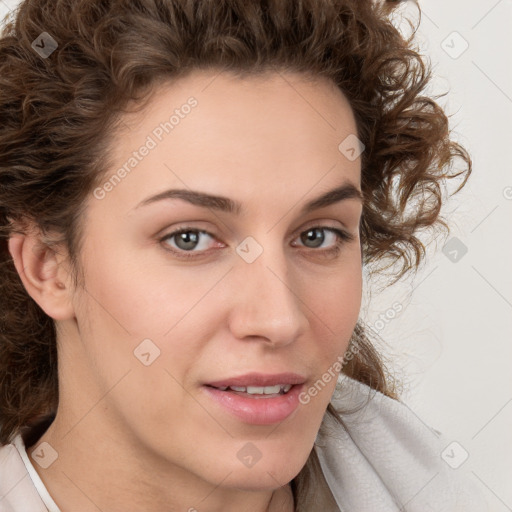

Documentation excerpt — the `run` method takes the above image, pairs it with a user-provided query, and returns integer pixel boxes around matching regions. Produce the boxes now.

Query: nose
[227,245,309,348]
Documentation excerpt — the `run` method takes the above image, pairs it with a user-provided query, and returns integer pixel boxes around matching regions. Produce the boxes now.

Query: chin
[223,472,295,492]
[217,453,306,491]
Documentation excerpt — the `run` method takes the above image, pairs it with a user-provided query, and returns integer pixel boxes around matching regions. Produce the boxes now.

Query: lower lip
[201,384,304,425]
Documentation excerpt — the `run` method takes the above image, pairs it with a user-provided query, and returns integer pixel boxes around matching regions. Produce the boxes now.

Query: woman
[0,0,489,510]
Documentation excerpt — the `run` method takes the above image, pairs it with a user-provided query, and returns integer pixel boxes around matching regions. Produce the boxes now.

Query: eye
[296,226,346,249]
[161,228,217,256]
[292,226,354,256]
[159,225,354,260]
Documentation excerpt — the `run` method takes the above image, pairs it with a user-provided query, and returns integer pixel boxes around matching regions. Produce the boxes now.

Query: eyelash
[158,225,355,260]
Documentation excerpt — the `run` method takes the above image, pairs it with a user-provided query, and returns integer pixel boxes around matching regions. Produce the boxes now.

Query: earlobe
[7,230,75,321]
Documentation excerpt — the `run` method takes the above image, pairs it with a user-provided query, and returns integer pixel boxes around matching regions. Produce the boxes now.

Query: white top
[0,375,489,511]
[0,432,61,512]
[316,376,489,511]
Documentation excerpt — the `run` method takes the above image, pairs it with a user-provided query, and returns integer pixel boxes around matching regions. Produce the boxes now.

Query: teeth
[219,384,293,394]
[247,386,272,394]
[262,385,281,395]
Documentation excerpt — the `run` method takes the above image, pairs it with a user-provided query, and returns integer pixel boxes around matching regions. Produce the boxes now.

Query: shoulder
[0,435,48,512]
[315,375,490,512]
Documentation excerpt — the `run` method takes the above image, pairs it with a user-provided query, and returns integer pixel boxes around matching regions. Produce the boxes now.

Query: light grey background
[360,3,512,510]
[1,0,511,508]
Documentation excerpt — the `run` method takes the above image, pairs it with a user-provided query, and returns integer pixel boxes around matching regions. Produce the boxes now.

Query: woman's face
[63,70,363,492]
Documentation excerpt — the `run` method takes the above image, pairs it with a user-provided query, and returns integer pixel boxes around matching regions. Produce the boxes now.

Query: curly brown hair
[0,0,471,509]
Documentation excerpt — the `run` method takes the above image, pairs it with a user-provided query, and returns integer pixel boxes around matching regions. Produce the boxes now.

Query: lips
[201,372,307,424]
[201,382,305,425]
[205,372,307,388]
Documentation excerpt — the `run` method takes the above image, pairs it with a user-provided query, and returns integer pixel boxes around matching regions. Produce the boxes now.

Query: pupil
[302,228,324,248]
[177,231,199,250]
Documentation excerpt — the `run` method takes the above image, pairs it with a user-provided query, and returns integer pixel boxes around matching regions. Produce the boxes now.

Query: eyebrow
[135,181,364,216]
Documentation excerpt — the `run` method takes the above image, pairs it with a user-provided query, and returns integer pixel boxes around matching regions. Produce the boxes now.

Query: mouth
[201,373,306,425]
[204,371,306,389]
[204,383,293,398]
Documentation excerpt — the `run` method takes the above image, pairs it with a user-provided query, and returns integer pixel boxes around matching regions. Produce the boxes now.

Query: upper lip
[205,372,307,388]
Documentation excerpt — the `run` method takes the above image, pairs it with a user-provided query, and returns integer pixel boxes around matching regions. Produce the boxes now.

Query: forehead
[117,68,359,156]
[94,70,361,214]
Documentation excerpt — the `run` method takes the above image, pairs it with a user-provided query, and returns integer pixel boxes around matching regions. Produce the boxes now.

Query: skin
[8,70,363,512]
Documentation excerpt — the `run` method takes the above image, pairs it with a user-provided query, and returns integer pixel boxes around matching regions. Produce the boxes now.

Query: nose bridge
[228,237,309,345]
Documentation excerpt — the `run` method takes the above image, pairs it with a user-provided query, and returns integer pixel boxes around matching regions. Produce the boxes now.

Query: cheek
[310,259,362,346]
[77,233,202,339]
[73,235,229,399]
[303,259,362,399]
[71,242,214,440]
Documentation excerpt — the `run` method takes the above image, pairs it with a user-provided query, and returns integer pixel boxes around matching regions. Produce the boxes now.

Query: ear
[8,226,75,321]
